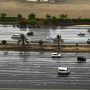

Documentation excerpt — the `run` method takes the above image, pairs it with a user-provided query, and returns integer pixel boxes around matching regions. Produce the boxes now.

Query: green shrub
[1,40,7,45]
[28,13,36,20]
[39,40,43,46]
[29,19,37,26]
[1,13,6,18]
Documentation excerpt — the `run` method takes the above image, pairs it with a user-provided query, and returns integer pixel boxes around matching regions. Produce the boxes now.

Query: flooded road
[0,51,90,89]
[0,25,90,44]
[0,25,90,89]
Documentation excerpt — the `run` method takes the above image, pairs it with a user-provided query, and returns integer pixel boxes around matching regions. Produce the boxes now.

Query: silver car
[52,53,62,58]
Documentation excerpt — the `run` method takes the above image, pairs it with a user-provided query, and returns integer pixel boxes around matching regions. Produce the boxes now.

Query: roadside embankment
[0,43,90,52]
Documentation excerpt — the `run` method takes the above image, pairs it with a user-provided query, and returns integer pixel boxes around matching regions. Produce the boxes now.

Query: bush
[17,14,23,19]
[1,40,7,45]
[51,16,58,25]
[29,19,37,26]
[1,13,6,18]
[28,13,36,20]
[39,40,43,46]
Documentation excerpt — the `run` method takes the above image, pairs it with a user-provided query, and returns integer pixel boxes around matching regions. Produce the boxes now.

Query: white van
[58,67,70,75]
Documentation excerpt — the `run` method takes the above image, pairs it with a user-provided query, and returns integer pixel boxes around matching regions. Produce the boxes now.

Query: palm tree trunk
[58,40,60,49]
[22,40,24,46]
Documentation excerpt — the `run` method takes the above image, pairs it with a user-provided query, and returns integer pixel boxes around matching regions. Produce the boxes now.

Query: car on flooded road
[52,53,62,58]
[58,67,70,75]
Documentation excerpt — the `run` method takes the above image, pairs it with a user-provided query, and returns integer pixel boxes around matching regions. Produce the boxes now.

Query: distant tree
[37,0,40,2]
[28,13,36,20]
[19,18,27,24]
[46,14,51,20]
[59,14,68,20]
[1,13,6,18]
[43,19,49,25]
[17,14,23,19]
[18,18,28,28]
[29,19,37,26]
[51,16,58,25]
[43,14,51,25]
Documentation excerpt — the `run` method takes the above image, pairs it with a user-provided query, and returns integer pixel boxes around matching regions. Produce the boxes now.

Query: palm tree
[56,35,64,49]
[17,34,29,46]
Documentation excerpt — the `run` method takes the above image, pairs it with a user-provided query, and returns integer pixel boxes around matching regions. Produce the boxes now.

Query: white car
[52,53,62,58]
[77,32,85,36]
[58,67,70,75]
[46,36,53,40]
[11,34,20,39]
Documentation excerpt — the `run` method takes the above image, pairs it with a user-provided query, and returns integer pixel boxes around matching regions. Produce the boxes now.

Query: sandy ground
[0,43,90,52]
[0,0,90,18]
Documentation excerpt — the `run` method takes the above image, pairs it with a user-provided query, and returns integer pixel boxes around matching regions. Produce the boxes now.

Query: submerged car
[58,67,70,75]
[52,53,62,58]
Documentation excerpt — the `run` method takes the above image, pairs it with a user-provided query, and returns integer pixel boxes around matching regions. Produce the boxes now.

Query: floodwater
[0,24,90,44]
[0,51,90,89]
[0,25,90,89]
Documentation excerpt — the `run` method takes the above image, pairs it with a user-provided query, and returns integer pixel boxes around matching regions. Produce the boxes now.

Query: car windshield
[59,70,66,71]
[53,53,58,55]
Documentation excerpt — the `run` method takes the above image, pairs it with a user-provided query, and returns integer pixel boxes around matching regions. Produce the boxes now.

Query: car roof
[52,53,61,55]
[13,34,20,35]
[52,53,59,54]
[58,67,68,70]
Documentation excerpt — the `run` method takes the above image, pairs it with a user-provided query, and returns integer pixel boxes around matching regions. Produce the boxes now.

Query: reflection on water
[39,51,44,55]
[3,51,8,55]
[19,52,30,62]
[20,28,27,31]
[0,51,90,72]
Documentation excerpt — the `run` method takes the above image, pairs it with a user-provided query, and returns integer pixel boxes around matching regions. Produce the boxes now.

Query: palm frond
[17,33,29,46]
[17,39,21,45]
